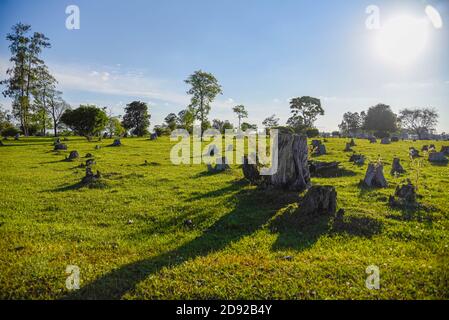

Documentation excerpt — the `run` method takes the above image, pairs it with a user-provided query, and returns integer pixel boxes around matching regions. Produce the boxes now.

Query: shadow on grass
[311,167,357,179]
[63,180,299,299]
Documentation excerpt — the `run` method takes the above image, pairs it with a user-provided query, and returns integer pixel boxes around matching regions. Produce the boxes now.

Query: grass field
[0,136,448,299]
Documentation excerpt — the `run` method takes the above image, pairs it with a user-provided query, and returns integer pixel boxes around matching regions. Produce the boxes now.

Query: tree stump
[311,140,322,148]
[150,133,158,140]
[349,153,365,165]
[54,143,67,151]
[440,146,449,155]
[242,133,310,192]
[428,152,448,163]
[389,179,417,208]
[381,137,391,145]
[66,150,79,161]
[314,144,326,156]
[362,163,388,188]
[309,161,340,174]
[14,133,20,140]
[298,186,337,216]
[349,139,356,147]
[409,147,419,158]
[391,158,405,175]
[369,137,377,144]
[344,143,353,152]
[111,138,121,146]
[421,145,429,152]
[85,153,94,158]
[391,137,399,142]
[86,159,96,167]
[81,167,102,184]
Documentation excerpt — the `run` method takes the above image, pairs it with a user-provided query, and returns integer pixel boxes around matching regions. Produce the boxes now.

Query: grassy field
[0,136,448,299]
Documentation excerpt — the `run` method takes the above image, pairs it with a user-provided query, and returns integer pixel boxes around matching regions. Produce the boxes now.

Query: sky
[0,0,448,132]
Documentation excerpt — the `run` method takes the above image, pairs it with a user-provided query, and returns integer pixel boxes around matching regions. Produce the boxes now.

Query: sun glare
[375,15,430,67]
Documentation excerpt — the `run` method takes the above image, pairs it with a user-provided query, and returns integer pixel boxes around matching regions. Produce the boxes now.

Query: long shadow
[63,182,298,299]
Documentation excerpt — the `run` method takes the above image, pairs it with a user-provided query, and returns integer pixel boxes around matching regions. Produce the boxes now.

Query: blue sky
[1,0,448,132]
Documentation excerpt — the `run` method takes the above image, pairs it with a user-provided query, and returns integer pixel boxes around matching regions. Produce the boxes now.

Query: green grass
[0,136,448,299]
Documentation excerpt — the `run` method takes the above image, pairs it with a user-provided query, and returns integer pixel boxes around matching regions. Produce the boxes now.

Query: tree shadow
[62,181,298,299]
[310,167,357,178]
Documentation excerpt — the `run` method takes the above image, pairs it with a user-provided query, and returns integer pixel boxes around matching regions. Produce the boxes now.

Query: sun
[375,15,430,67]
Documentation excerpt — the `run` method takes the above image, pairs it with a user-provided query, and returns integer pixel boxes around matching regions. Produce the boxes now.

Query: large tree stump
[150,133,158,140]
[391,158,405,175]
[409,147,420,158]
[81,167,102,184]
[381,137,391,145]
[363,163,388,188]
[389,179,417,208]
[314,144,326,156]
[428,152,448,163]
[298,186,337,216]
[368,137,377,143]
[242,133,311,191]
[267,133,311,191]
[54,143,67,151]
[66,150,80,161]
[349,153,365,165]
[422,145,429,152]
[344,143,353,152]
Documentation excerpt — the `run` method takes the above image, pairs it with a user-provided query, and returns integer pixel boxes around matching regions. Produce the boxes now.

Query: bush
[1,125,20,138]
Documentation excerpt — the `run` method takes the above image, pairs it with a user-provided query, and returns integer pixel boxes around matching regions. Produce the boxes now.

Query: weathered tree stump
[349,139,356,147]
[344,143,353,152]
[150,133,158,140]
[308,161,340,175]
[391,158,405,175]
[311,140,322,148]
[440,146,449,155]
[14,133,20,140]
[242,133,311,191]
[381,137,391,145]
[421,145,429,152]
[54,143,68,151]
[428,152,448,163]
[81,167,102,184]
[409,147,419,158]
[66,150,79,161]
[429,144,436,151]
[349,153,365,165]
[368,137,377,143]
[314,144,326,156]
[85,153,94,158]
[362,163,388,188]
[298,186,337,216]
[110,138,121,146]
[389,179,417,208]
[391,137,399,142]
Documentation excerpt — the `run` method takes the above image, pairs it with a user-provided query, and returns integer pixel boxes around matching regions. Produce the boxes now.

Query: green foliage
[399,108,439,139]
[60,105,108,139]
[107,117,125,137]
[364,104,398,137]
[1,124,20,138]
[164,113,178,131]
[154,125,171,137]
[121,101,151,136]
[287,96,324,129]
[212,119,234,134]
[232,105,248,129]
[241,122,257,131]
[185,70,222,129]
[305,127,320,138]
[262,114,280,130]
[339,112,364,136]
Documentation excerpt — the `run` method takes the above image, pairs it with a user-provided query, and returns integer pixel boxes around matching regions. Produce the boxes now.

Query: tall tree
[262,114,280,130]
[287,96,324,130]
[339,112,363,136]
[212,119,234,134]
[164,113,178,131]
[47,90,69,137]
[177,109,194,133]
[185,70,222,132]
[364,104,398,137]
[121,101,151,136]
[398,108,439,140]
[32,65,57,135]
[1,23,51,136]
[61,105,108,139]
[232,105,248,130]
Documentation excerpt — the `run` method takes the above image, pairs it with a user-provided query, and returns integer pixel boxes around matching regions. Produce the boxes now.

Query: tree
[107,116,125,137]
[287,96,324,130]
[339,112,363,136]
[121,101,150,136]
[212,119,234,134]
[398,108,439,140]
[177,109,194,133]
[61,105,108,139]
[185,70,222,132]
[1,124,20,139]
[0,105,13,132]
[1,23,51,136]
[241,122,257,131]
[363,104,398,137]
[232,105,248,130]
[47,90,69,137]
[164,113,178,131]
[32,65,57,135]
[262,114,280,130]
